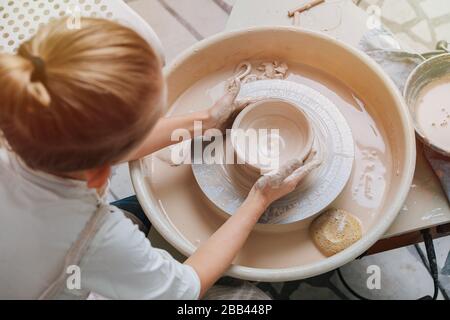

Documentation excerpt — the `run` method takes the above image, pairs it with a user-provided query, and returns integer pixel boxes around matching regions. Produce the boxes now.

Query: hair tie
[18,48,47,84]
[29,56,47,84]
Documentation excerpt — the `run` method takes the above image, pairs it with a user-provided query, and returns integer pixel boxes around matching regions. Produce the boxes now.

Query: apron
[38,201,109,300]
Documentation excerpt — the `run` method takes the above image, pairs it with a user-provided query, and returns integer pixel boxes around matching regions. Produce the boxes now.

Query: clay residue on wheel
[310,208,362,257]
[227,61,289,90]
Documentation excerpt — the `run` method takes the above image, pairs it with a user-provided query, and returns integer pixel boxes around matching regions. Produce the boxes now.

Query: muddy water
[144,62,393,268]
[416,77,450,153]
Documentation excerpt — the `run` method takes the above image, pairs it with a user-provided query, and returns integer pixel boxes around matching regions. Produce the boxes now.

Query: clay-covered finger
[235,96,265,112]
[304,157,322,169]
[268,159,304,184]
[234,98,253,112]
[255,159,303,189]
[227,78,241,96]
[278,158,304,176]
[300,147,319,164]
[234,97,254,111]
[284,158,322,185]
[215,81,241,113]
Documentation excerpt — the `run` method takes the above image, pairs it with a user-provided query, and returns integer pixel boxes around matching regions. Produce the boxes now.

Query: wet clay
[228,61,288,89]
[232,99,314,172]
[144,61,392,268]
[310,208,362,257]
[415,77,450,153]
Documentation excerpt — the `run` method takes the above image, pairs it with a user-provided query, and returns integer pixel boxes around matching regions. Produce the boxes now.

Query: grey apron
[38,202,109,300]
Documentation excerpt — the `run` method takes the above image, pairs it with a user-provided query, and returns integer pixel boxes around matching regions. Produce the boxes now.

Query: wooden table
[227,0,450,253]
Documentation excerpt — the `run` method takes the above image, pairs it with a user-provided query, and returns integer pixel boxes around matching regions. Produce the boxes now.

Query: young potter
[0,18,320,299]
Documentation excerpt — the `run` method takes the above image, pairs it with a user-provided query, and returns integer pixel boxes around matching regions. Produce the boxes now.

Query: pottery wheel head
[192,80,354,224]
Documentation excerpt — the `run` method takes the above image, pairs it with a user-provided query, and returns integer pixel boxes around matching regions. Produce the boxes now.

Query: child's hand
[205,80,260,132]
[248,151,322,210]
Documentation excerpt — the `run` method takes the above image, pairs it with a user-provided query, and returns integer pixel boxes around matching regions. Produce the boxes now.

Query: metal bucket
[404,43,450,156]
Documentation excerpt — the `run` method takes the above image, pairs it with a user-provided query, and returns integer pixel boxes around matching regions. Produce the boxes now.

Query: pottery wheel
[192,80,354,224]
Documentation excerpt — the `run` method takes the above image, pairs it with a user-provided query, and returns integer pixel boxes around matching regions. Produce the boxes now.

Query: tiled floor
[359,0,450,52]
[114,0,450,299]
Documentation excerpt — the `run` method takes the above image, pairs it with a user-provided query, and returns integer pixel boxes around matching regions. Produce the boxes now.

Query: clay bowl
[130,27,416,281]
[231,98,314,179]
[404,53,450,156]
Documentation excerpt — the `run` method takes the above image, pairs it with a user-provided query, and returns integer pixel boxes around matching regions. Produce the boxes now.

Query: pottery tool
[288,0,325,17]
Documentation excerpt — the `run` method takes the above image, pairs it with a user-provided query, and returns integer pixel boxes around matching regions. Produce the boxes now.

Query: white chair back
[0,0,165,63]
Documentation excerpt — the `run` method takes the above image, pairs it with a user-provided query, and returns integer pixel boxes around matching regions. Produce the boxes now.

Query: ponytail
[0,18,164,172]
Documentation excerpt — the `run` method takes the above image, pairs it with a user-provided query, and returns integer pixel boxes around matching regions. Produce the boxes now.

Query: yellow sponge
[310,208,362,257]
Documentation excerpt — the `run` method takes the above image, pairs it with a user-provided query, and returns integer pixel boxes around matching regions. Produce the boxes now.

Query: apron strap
[38,203,109,300]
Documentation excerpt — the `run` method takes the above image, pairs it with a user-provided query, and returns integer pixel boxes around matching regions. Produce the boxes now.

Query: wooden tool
[288,0,325,17]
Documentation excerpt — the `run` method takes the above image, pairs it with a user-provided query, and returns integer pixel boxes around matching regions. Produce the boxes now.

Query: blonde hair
[0,18,164,172]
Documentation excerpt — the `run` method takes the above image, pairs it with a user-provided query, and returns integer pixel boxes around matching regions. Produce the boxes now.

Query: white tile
[381,0,416,24]
[434,236,450,296]
[164,0,228,38]
[290,282,345,300]
[127,0,198,62]
[418,235,450,296]
[433,236,450,271]
[333,246,442,299]
[358,0,383,8]
[435,22,450,43]
[394,31,431,52]
[419,236,450,269]
[213,0,234,14]
[410,19,433,43]
[437,240,450,296]
[223,0,236,6]
[420,0,450,19]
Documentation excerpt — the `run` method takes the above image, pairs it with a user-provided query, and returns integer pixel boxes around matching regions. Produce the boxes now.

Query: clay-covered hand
[205,80,260,132]
[249,152,322,209]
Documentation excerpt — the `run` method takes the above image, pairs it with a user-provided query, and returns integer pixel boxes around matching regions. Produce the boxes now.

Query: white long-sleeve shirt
[0,149,200,299]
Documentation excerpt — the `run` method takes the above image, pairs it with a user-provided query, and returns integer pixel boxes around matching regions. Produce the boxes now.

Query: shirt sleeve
[78,207,201,300]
